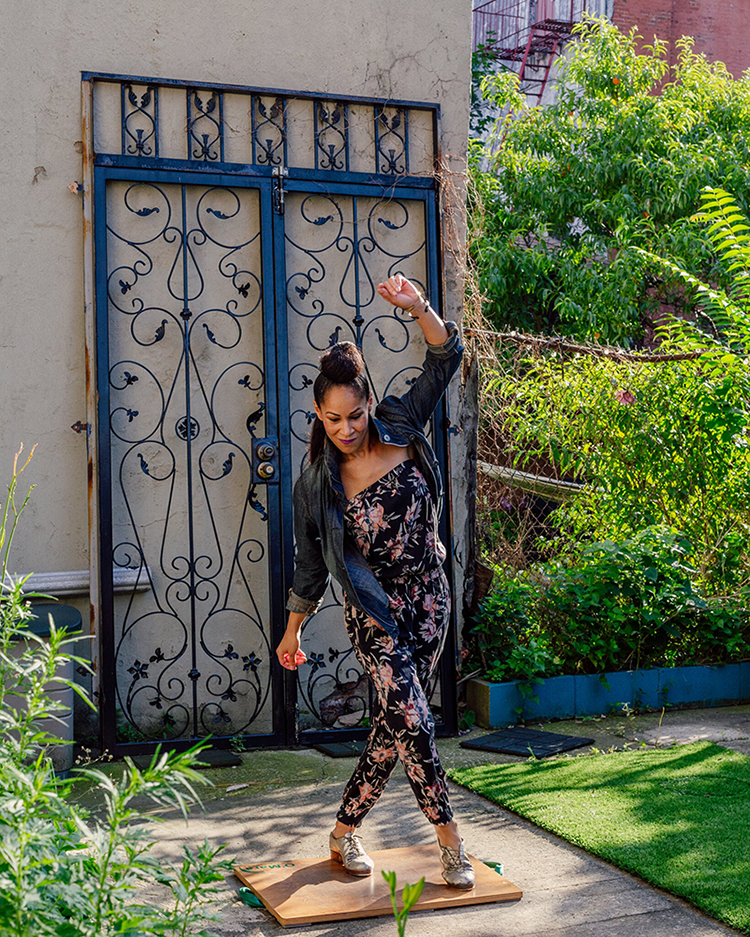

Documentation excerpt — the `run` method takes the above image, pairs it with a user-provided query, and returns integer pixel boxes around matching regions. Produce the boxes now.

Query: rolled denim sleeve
[286,588,324,616]
[286,474,330,616]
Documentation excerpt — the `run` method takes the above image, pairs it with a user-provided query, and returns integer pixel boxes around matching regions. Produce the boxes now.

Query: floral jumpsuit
[336,458,454,828]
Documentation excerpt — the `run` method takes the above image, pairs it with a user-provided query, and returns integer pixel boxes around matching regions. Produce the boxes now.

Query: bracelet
[404,296,430,318]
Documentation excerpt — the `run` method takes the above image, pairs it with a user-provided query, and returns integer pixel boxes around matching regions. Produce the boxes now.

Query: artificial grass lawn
[449,741,750,933]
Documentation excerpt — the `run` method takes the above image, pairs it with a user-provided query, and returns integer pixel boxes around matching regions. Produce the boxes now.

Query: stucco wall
[0,1,472,696]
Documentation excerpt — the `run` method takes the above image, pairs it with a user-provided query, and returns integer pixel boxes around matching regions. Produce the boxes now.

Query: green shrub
[470,17,750,341]
[482,342,750,596]
[472,527,750,682]
[0,449,231,937]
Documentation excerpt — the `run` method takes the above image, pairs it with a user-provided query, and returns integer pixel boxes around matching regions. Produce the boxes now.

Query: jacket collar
[370,414,408,447]
[323,439,345,497]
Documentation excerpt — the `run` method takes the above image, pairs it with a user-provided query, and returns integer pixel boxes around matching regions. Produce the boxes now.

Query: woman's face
[314,385,372,456]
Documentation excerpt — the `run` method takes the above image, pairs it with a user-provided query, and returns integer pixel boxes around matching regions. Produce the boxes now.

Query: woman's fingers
[377,274,415,307]
[278,648,307,670]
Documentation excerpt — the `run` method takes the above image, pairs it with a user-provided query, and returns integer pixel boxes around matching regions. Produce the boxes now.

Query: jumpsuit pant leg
[336,570,453,827]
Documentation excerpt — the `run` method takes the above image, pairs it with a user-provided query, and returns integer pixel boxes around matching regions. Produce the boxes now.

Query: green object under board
[239,887,263,908]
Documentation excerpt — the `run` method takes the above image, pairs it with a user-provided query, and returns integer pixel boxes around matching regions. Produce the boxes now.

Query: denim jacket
[286,322,464,637]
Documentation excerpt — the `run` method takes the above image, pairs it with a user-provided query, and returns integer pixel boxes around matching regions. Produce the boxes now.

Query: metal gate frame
[81,73,457,754]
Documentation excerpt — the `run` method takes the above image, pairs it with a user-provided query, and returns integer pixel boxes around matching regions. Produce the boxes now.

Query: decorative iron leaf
[221,452,235,477]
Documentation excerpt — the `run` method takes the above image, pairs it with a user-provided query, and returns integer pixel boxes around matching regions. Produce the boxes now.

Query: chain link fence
[463,324,739,588]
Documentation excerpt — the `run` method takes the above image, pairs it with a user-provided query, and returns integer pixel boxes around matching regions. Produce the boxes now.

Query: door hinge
[273,165,288,215]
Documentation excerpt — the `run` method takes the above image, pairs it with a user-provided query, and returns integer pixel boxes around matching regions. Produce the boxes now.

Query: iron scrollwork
[106,180,272,743]
[314,101,349,171]
[251,96,287,166]
[121,83,158,158]
[97,77,448,745]
[374,106,409,175]
[187,89,224,162]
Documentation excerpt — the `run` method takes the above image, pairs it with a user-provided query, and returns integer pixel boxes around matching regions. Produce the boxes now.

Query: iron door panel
[274,183,454,740]
[95,168,285,751]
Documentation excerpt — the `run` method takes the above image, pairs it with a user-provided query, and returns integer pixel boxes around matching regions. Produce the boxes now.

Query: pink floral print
[336,460,453,828]
[344,460,446,582]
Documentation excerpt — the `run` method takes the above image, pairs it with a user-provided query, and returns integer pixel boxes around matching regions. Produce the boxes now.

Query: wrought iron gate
[84,74,456,754]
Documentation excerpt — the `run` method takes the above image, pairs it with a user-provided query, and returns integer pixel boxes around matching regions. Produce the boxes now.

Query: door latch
[272,165,288,215]
[252,437,279,483]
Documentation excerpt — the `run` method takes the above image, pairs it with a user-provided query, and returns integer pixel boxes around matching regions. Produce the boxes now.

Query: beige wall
[0,1,472,655]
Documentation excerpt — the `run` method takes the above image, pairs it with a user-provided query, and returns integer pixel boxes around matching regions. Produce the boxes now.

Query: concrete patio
[127,704,750,936]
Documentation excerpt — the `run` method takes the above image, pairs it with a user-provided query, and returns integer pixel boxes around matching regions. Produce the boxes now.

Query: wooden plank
[234,844,522,927]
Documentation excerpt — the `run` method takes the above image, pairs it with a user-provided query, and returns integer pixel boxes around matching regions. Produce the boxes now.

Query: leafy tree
[470,17,750,343]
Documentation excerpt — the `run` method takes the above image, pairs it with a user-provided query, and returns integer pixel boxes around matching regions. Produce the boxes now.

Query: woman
[275,274,473,889]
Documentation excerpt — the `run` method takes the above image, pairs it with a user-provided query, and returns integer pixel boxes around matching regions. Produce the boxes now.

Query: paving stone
[126,704,750,935]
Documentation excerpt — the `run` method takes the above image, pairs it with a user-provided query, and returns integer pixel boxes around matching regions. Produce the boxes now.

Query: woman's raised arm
[376,275,449,346]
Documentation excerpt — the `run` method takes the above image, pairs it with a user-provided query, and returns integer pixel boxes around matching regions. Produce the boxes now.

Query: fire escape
[473,0,595,105]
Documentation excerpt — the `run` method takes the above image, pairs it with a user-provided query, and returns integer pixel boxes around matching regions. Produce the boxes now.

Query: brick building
[613,0,750,77]
[473,0,750,107]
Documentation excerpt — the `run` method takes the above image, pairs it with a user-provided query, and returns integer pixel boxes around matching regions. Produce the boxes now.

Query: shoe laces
[341,831,366,858]
[440,842,469,870]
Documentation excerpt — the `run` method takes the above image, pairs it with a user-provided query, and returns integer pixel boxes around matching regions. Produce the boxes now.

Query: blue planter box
[575,671,632,716]
[657,664,741,708]
[525,675,576,721]
[466,662,750,729]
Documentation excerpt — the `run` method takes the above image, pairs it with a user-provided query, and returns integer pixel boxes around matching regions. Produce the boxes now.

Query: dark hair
[309,342,370,463]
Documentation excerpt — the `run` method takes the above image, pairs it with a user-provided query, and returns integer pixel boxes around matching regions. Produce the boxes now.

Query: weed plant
[0,448,231,937]
[381,871,424,937]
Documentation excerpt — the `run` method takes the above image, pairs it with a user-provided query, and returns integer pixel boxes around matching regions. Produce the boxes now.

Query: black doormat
[130,749,243,771]
[311,740,367,758]
[460,727,595,758]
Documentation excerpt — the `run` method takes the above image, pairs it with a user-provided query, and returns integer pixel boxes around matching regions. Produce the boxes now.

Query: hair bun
[319,342,364,383]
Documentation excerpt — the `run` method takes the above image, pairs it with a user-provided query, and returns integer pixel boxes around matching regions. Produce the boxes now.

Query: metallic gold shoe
[439,840,475,889]
[329,830,374,876]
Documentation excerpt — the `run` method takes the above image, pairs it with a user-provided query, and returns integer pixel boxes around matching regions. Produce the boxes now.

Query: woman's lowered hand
[276,618,307,670]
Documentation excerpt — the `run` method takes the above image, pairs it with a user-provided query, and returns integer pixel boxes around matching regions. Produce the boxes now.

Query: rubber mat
[311,740,367,758]
[131,749,243,771]
[460,726,594,758]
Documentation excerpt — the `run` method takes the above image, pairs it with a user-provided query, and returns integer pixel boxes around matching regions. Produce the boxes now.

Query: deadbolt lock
[252,436,278,483]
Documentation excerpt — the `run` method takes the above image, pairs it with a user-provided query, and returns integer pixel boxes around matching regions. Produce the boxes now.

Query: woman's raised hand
[377,272,448,345]
[377,274,423,312]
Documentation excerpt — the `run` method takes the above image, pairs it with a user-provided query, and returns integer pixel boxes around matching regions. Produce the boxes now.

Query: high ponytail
[309,342,370,464]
